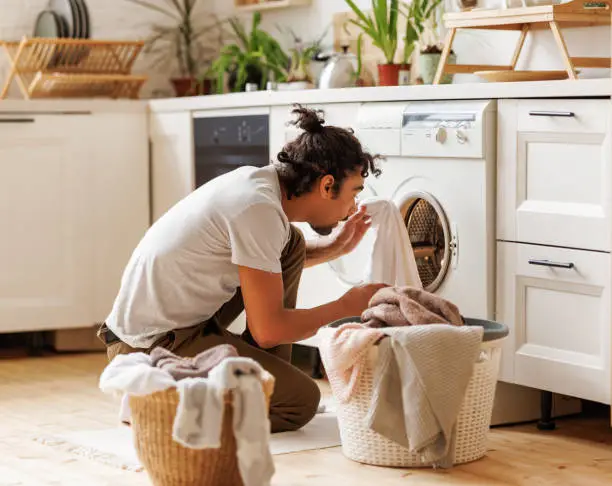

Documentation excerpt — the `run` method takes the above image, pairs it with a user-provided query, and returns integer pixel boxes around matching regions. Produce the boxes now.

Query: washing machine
[289,100,581,425]
[295,99,497,324]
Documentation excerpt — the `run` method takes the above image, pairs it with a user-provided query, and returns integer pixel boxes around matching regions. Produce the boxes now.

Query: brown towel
[150,344,239,381]
[361,286,464,328]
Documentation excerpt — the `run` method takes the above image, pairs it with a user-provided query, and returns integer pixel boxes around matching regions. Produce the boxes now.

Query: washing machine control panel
[401,108,486,158]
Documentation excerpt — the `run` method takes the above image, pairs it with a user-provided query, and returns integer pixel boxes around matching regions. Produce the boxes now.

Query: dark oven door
[193,114,269,188]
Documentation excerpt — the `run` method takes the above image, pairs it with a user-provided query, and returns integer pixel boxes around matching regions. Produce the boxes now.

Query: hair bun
[290,104,324,133]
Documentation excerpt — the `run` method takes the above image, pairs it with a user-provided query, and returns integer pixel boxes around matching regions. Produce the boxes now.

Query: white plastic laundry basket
[332,318,507,467]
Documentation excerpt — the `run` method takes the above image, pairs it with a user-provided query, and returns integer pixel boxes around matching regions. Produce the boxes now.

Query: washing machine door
[397,190,453,293]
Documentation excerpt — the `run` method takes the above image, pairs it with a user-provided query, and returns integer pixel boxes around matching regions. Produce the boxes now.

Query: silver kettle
[317,46,358,89]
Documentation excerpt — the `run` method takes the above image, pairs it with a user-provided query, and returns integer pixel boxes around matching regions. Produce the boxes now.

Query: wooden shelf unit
[434,0,611,84]
[0,37,147,99]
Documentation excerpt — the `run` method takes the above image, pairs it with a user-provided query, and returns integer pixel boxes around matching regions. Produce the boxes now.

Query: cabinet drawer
[517,99,609,134]
[497,99,612,251]
[496,241,610,404]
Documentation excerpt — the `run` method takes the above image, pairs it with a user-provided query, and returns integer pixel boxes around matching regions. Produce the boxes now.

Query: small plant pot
[170,77,211,97]
[377,63,410,87]
[419,52,457,85]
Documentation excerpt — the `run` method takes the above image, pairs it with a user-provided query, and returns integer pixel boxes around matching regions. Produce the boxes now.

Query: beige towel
[150,344,239,380]
[316,323,385,403]
[366,325,484,467]
[361,286,464,328]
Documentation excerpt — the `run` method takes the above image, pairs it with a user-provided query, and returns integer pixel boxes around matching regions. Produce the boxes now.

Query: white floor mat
[34,410,340,472]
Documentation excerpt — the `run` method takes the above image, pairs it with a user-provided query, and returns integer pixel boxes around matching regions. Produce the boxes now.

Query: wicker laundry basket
[129,377,275,486]
[329,317,508,468]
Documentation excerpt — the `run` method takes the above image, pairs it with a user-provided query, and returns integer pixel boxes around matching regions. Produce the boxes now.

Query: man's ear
[319,174,335,199]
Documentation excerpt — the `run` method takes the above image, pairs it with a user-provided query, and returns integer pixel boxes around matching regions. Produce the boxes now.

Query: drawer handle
[528,111,575,118]
[0,118,35,123]
[528,259,575,269]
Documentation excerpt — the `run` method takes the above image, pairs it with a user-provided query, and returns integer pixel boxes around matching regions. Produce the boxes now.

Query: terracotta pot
[170,77,211,97]
[377,63,410,87]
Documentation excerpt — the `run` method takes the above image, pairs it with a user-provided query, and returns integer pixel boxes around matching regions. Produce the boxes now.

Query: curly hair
[275,104,383,199]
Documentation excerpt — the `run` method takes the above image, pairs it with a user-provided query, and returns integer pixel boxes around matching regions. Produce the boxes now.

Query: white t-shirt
[105,165,290,348]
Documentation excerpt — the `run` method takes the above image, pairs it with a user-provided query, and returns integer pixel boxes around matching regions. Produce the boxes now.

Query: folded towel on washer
[366,324,483,468]
[361,286,464,328]
[360,197,422,288]
[150,344,239,380]
[316,323,385,403]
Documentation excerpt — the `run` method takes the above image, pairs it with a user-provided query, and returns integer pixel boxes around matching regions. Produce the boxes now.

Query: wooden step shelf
[434,0,611,84]
[0,37,147,99]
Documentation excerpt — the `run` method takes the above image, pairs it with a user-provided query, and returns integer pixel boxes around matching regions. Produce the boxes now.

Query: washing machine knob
[435,127,447,144]
[456,130,468,144]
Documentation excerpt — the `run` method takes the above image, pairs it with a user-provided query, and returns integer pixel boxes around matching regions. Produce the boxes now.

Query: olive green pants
[100,225,320,433]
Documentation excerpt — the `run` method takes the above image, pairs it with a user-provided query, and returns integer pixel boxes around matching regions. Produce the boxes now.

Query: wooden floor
[1,352,612,486]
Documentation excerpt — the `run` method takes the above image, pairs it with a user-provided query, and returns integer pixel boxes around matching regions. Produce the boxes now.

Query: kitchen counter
[149,78,612,113]
[0,99,147,114]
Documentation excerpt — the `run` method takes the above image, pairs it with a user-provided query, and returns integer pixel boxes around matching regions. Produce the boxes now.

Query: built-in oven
[193,108,270,188]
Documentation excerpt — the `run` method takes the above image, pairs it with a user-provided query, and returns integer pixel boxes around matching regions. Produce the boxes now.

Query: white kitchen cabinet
[90,113,149,323]
[0,112,149,334]
[150,111,194,222]
[497,241,611,404]
[0,115,94,332]
[497,99,612,252]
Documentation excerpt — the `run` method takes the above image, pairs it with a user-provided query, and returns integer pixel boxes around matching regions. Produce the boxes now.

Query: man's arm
[238,265,385,348]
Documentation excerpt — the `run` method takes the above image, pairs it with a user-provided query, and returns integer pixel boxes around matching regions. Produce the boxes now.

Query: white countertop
[0,98,147,114]
[149,78,612,114]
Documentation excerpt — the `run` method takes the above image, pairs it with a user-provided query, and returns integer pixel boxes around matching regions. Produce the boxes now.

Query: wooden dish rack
[433,0,611,84]
[0,37,147,99]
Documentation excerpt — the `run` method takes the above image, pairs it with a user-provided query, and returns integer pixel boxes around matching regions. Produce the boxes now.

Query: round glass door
[328,184,378,286]
[399,191,451,292]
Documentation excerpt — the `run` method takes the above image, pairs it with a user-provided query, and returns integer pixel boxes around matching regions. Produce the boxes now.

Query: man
[98,104,385,432]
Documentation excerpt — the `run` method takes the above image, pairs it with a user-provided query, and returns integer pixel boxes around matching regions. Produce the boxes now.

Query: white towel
[173,377,225,449]
[366,325,483,467]
[361,197,422,287]
[173,358,275,486]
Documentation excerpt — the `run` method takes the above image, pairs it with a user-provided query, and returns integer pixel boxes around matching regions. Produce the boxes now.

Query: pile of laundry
[317,286,484,468]
[99,346,275,486]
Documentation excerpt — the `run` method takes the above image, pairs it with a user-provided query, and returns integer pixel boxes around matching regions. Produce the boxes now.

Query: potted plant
[344,0,407,87]
[208,12,289,93]
[277,25,329,87]
[414,1,456,84]
[127,0,225,97]
[400,0,443,85]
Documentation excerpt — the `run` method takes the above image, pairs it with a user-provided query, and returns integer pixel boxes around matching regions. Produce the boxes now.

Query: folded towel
[360,197,423,287]
[366,325,484,467]
[317,323,385,403]
[150,344,239,380]
[172,357,275,486]
[361,286,464,328]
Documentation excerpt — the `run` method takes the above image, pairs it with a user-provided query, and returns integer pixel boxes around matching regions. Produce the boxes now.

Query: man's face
[309,171,365,236]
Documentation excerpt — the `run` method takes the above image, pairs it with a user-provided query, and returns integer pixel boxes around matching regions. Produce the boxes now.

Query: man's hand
[331,205,372,258]
[339,283,388,317]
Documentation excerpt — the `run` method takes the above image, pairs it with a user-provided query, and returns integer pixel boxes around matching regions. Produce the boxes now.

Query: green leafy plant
[344,0,401,67]
[277,25,329,82]
[126,0,225,79]
[401,0,444,63]
[208,12,289,93]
